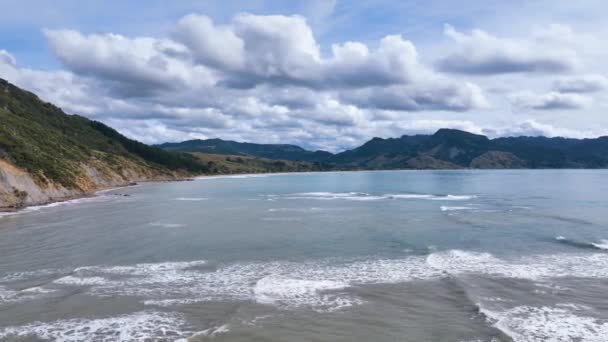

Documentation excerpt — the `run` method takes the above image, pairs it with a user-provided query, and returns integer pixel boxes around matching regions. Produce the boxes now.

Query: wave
[0,285,53,304]
[0,194,126,219]
[174,197,207,201]
[284,192,477,202]
[195,174,270,180]
[268,207,345,213]
[0,311,194,341]
[426,249,608,280]
[555,236,608,250]
[6,250,608,312]
[440,206,475,211]
[478,304,608,342]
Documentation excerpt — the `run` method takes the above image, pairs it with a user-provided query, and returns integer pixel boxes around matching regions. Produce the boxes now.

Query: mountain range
[159,129,608,170]
[2,77,608,209]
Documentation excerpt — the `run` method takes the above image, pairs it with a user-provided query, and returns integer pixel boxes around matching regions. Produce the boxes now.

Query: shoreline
[2,168,605,217]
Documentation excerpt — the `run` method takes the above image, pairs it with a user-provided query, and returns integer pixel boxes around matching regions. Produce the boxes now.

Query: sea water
[1,170,607,341]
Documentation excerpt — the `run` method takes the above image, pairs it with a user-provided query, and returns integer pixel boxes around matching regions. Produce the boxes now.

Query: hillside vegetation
[0,78,323,209]
[0,79,207,188]
[162,129,608,170]
[158,139,333,162]
[191,153,322,174]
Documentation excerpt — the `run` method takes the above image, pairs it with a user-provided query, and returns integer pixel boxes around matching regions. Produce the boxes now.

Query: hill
[0,78,214,209]
[161,128,608,170]
[326,128,608,169]
[157,139,333,162]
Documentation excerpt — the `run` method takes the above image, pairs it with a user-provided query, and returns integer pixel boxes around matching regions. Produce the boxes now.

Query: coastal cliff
[0,78,206,210]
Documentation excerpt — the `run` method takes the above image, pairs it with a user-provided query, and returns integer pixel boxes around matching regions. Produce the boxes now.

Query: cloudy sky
[1,0,607,151]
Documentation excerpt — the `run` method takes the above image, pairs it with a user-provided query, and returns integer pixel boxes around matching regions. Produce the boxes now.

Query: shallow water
[1,170,608,341]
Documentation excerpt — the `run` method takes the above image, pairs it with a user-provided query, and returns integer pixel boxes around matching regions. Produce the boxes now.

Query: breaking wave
[0,311,194,342]
[555,236,608,250]
[283,192,477,202]
[4,250,608,312]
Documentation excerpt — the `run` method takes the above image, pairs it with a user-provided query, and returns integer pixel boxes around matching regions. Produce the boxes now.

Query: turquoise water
[1,170,608,341]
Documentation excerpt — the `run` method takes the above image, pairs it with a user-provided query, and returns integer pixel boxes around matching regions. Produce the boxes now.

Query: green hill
[157,139,333,162]
[0,78,322,209]
[326,129,608,169]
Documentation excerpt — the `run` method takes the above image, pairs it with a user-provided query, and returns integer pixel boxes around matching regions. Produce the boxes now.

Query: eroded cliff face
[0,157,177,210]
[0,159,76,209]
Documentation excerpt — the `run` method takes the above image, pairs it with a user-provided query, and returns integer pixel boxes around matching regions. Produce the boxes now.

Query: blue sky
[1,0,607,151]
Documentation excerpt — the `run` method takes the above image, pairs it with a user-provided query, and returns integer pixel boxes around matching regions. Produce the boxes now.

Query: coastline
[2,168,603,217]
[0,176,189,216]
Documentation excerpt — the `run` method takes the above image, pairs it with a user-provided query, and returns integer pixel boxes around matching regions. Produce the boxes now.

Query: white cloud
[44,29,215,96]
[437,24,580,75]
[342,81,488,112]
[0,49,16,67]
[2,9,607,152]
[173,14,469,92]
[172,14,244,70]
[553,74,608,93]
[509,91,591,110]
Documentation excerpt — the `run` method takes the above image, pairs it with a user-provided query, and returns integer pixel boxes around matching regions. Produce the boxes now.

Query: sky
[1,0,607,152]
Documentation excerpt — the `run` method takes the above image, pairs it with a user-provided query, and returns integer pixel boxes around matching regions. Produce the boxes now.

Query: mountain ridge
[157,139,333,162]
[159,128,608,170]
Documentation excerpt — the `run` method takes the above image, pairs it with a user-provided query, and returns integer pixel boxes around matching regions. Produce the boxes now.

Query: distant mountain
[160,128,608,170]
[327,128,608,169]
[157,139,333,162]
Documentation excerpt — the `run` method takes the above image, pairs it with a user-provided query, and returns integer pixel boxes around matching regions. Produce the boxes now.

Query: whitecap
[13,251,608,313]
[54,275,109,286]
[0,311,192,342]
[0,285,55,305]
[426,250,608,279]
[440,206,475,211]
[480,305,608,342]
[428,194,477,201]
[591,239,608,250]
[283,192,477,202]
[254,275,350,309]
[184,324,231,340]
[174,197,207,201]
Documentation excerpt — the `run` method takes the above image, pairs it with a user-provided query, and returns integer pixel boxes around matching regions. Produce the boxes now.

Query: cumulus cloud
[509,91,591,110]
[39,13,488,118]
[437,24,579,75]
[552,74,608,93]
[3,11,605,152]
[342,81,488,112]
[172,14,244,70]
[172,14,443,90]
[44,29,215,96]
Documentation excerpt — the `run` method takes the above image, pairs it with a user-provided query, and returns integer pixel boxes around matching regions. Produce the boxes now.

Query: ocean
[1,170,608,341]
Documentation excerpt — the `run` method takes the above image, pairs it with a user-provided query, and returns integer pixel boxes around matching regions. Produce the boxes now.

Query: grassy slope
[191,153,322,174]
[0,78,208,190]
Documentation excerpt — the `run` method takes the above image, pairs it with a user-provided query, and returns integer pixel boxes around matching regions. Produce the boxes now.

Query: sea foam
[0,311,192,342]
[7,251,608,312]
[480,304,608,342]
